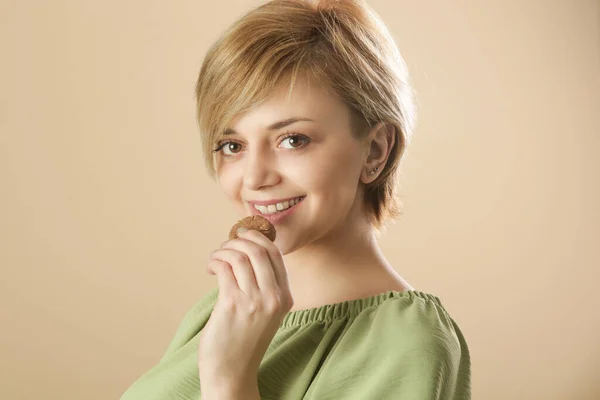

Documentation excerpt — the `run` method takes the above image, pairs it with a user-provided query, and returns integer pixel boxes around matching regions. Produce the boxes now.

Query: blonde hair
[195,0,416,234]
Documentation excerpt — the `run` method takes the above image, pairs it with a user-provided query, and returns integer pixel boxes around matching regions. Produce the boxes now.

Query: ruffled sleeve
[160,286,219,363]
[302,291,471,400]
[380,295,472,399]
[120,287,219,400]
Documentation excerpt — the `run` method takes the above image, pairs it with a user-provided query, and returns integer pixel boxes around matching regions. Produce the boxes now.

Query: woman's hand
[197,227,294,395]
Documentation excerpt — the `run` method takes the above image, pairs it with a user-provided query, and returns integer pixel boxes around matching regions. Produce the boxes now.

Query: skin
[212,76,413,312]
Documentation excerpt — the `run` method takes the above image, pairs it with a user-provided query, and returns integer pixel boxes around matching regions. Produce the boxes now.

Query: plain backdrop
[1,1,599,399]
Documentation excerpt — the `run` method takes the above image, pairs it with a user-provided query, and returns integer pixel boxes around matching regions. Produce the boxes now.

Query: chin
[274,237,291,255]
[274,235,304,256]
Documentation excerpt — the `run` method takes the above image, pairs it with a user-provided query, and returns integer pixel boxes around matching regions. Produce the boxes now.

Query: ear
[360,122,395,184]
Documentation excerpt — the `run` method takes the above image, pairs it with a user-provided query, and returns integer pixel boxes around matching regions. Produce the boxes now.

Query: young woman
[121,1,471,399]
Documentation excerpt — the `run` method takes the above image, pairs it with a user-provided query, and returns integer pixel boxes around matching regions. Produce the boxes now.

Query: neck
[282,216,404,312]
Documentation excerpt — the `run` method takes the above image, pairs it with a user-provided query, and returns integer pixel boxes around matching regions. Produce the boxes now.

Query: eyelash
[211,131,311,155]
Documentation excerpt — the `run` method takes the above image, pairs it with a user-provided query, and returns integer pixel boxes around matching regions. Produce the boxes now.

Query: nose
[242,146,279,191]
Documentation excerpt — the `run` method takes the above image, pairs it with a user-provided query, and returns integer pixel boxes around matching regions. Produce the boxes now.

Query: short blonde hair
[195,0,416,234]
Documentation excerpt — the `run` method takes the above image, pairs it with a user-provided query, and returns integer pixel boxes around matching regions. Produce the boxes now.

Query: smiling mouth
[252,196,306,215]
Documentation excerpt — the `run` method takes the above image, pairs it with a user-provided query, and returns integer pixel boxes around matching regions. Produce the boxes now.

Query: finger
[210,248,258,296]
[210,260,238,295]
[235,229,291,295]
[220,237,279,294]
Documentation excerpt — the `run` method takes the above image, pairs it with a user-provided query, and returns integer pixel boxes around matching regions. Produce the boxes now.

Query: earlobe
[361,164,380,185]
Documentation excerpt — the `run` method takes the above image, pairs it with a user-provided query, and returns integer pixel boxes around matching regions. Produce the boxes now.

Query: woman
[121,0,471,399]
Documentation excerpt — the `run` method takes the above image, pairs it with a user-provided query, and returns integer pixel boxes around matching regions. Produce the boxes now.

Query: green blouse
[120,287,471,399]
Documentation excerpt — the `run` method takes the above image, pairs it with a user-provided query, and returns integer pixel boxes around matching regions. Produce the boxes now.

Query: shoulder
[369,291,471,395]
[301,289,472,399]
[327,291,471,398]
[372,290,469,360]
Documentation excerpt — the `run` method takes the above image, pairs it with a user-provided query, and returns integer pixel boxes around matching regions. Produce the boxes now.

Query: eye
[212,132,311,157]
[212,141,242,156]
[279,133,310,149]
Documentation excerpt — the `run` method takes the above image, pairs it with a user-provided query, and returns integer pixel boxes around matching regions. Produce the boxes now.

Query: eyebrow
[223,117,315,136]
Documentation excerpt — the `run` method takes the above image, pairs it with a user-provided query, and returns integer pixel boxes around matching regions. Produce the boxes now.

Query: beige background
[1,1,599,399]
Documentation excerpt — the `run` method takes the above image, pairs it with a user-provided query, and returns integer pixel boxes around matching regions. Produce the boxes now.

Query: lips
[252,196,305,214]
[248,195,306,207]
[248,196,305,224]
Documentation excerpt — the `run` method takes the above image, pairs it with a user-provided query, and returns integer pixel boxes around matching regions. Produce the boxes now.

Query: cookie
[229,215,276,242]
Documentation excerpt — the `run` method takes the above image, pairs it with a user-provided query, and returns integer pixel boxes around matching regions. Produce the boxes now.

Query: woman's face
[214,79,369,255]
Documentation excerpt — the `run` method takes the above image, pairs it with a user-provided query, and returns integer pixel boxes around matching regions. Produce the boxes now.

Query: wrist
[200,375,260,400]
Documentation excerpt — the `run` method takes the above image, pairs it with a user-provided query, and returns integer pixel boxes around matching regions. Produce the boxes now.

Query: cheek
[304,148,362,195]
[216,165,243,201]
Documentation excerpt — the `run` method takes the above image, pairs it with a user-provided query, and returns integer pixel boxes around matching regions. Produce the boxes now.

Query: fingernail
[237,227,248,235]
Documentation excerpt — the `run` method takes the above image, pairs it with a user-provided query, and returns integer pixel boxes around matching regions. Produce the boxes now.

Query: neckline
[280,289,440,329]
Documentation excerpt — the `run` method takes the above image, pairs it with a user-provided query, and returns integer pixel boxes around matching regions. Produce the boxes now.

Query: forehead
[228,77,349,131]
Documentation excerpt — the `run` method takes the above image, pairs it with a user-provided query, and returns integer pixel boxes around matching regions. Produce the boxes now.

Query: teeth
[254,197,303,215]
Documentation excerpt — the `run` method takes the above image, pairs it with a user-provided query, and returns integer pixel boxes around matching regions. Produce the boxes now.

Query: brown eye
[280,134,310,149]
[288,137,301,147]
[224,143,241,155]
[213,141,242,155]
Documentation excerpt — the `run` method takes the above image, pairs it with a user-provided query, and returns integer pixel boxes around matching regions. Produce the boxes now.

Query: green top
[120,287,471,399]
